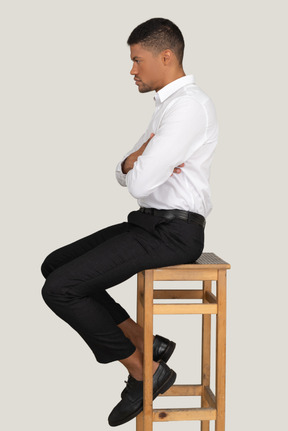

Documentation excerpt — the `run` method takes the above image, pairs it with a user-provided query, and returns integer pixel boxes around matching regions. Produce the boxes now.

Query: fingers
[175,163,185,171]
[138,132,155,156]
[146,132,155,144]
[171,163,185,176]
[141,132,155,149]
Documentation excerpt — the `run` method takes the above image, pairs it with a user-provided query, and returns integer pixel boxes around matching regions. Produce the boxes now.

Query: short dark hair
[127,18,185,65]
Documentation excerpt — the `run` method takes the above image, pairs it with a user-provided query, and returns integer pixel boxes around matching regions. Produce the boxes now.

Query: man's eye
[135,60,141,64]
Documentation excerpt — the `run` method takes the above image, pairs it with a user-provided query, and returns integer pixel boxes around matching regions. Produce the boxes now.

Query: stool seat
[164,252,230,268]
[136,252,231,431]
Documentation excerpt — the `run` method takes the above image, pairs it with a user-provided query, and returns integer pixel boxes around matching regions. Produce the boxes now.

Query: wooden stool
[136,252,231,431]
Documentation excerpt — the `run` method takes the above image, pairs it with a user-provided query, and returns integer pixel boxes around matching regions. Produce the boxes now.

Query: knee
[41,278,55,305]
[41,271,64,305]
[40,252,57,279]
[40,260,50,279]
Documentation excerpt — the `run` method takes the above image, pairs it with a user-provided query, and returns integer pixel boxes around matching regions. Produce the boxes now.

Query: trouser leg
[41,220,148,364]
[41,221,132,325]
[41,211,204,364]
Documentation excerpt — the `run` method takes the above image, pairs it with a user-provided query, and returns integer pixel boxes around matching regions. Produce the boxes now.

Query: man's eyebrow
[131,56,143,61]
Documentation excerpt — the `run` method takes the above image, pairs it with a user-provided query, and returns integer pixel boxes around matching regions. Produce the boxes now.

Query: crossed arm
[121,133,185,176]
[116,97,206,199]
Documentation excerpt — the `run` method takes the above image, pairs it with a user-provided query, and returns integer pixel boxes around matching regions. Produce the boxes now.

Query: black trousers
[41,209,204,364]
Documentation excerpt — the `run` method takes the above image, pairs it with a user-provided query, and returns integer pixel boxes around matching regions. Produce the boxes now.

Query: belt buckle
[163,211,176,221]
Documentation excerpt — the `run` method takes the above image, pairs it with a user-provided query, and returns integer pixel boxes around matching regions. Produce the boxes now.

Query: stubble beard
[138,81,153,93]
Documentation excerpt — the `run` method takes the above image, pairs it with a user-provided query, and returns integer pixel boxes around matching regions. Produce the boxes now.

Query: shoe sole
[109,368,177,427]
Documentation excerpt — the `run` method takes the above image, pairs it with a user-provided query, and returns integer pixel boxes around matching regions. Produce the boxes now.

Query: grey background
[1,1,287,430]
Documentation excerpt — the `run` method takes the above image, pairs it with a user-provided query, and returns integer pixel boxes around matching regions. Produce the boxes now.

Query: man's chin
[138,85,152,93]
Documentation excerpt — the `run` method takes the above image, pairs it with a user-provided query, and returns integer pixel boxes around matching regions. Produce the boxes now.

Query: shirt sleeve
[126,97,207,199]
[115,133,146,187]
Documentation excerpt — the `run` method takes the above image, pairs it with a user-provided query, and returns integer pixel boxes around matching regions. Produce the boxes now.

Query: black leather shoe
[153,334,176,363]
[108,359,176,427]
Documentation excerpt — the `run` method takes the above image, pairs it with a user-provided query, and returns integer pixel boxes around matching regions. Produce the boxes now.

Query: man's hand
[170,162,185,176]
[121,132,185,176]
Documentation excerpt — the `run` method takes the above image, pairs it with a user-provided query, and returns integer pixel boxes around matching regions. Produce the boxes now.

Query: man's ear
[162,49,172,66]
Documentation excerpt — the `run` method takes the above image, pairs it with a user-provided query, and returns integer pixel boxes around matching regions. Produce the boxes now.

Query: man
[41,17,218,427]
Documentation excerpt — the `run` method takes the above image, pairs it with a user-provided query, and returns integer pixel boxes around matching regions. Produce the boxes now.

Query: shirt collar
[153,74,195,106]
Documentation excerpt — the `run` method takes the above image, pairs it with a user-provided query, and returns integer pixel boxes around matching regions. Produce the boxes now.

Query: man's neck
[155,71,186,92]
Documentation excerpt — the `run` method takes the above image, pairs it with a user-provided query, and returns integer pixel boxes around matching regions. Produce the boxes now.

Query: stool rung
[153,303,217,314]
[153,289,203,300]
[152,407,217,421]
[153,269,218,281]
[158,384,202,396]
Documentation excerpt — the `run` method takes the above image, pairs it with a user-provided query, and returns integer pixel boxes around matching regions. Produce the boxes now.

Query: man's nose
[130,63,138,75]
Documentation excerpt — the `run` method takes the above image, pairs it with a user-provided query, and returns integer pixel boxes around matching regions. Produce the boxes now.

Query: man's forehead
[130,44,152,59]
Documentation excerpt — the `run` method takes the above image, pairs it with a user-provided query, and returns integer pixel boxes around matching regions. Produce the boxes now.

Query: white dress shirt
[115,74,218,218]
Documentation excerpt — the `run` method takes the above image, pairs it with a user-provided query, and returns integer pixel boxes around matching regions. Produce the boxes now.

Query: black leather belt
[139,207,206,228]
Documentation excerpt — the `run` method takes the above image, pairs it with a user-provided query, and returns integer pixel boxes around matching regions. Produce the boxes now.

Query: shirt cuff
[115,157,128,187]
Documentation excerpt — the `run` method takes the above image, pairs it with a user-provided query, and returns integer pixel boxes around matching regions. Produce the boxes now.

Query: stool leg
[136,271,145,329]
[201,280,212,431]
[143,269,154,431]
[215,270,227,431]
[136,271,144,431]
